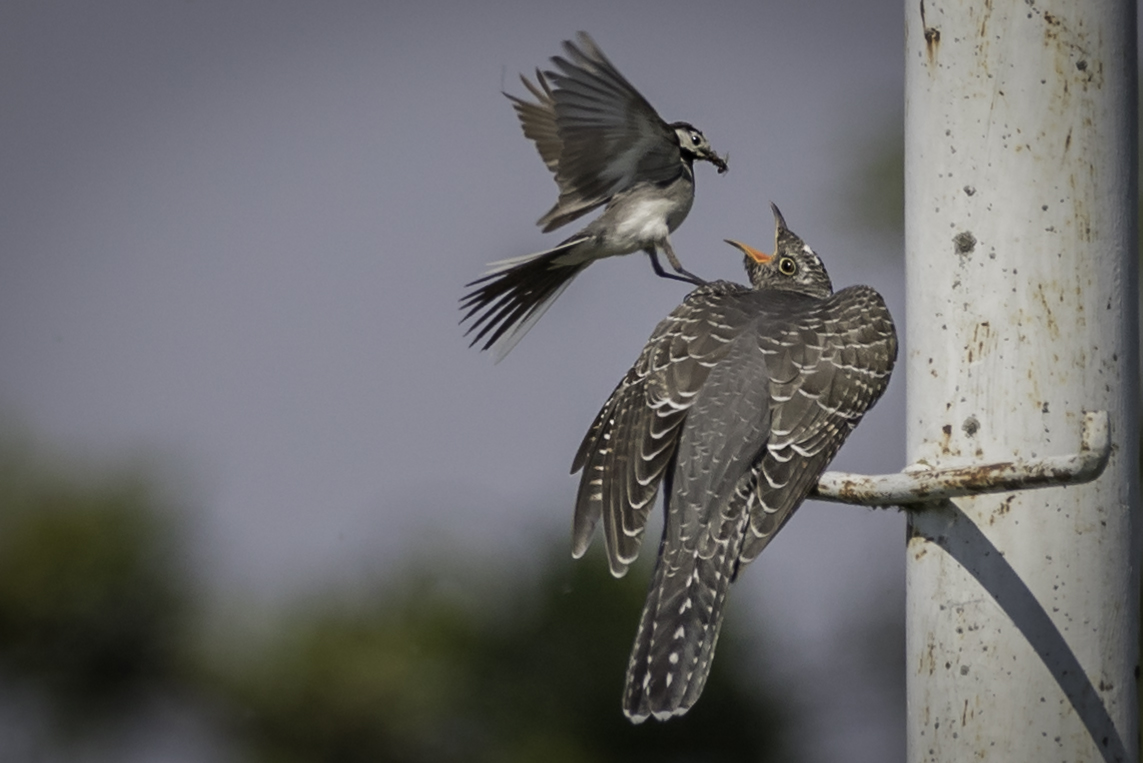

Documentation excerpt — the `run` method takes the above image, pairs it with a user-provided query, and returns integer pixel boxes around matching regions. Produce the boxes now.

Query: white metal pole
[903,0,1139,760]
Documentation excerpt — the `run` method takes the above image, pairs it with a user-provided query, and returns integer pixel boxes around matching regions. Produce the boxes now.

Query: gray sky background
[1,2,907,759]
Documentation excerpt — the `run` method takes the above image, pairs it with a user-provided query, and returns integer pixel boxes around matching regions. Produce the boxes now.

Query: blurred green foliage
[214,550,791,763]
[0,447,189,728]
[0,439,791,761]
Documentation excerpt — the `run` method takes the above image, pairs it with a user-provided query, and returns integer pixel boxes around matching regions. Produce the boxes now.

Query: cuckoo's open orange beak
[724,239,771,263]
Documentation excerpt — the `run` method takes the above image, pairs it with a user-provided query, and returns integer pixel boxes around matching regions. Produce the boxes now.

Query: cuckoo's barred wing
[505,70,561,177]
[540,32,680,231]
[739,285,898,563]
[571,283,751,576]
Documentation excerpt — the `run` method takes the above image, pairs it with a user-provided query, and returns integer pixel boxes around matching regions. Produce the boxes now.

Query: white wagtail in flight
[461,32,727,359]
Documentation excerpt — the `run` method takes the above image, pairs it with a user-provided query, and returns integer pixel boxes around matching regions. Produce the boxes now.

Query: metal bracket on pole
[812,410,1111,507]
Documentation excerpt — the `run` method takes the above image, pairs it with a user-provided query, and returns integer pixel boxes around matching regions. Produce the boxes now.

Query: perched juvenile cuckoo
[572,204,897,721]
[461,32,727,359]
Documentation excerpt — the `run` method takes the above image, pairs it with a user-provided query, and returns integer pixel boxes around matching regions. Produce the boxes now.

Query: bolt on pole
[903,0,1139,760]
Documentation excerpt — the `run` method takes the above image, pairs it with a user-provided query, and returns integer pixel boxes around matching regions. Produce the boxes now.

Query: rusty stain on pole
[904,0,1138,760]
[813,410,1111,506]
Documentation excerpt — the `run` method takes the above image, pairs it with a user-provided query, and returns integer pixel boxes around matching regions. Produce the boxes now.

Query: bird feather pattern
[462,32,725,358]
[572,209,897,722]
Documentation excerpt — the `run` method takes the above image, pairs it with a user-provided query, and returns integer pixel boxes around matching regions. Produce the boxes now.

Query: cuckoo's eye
[778,256,797,276]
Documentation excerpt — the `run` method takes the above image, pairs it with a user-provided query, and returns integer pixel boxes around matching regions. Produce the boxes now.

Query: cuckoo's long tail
[622,529,739,723]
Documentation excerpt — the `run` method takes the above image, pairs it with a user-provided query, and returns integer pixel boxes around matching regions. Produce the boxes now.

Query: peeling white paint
[905,0,1139,760]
